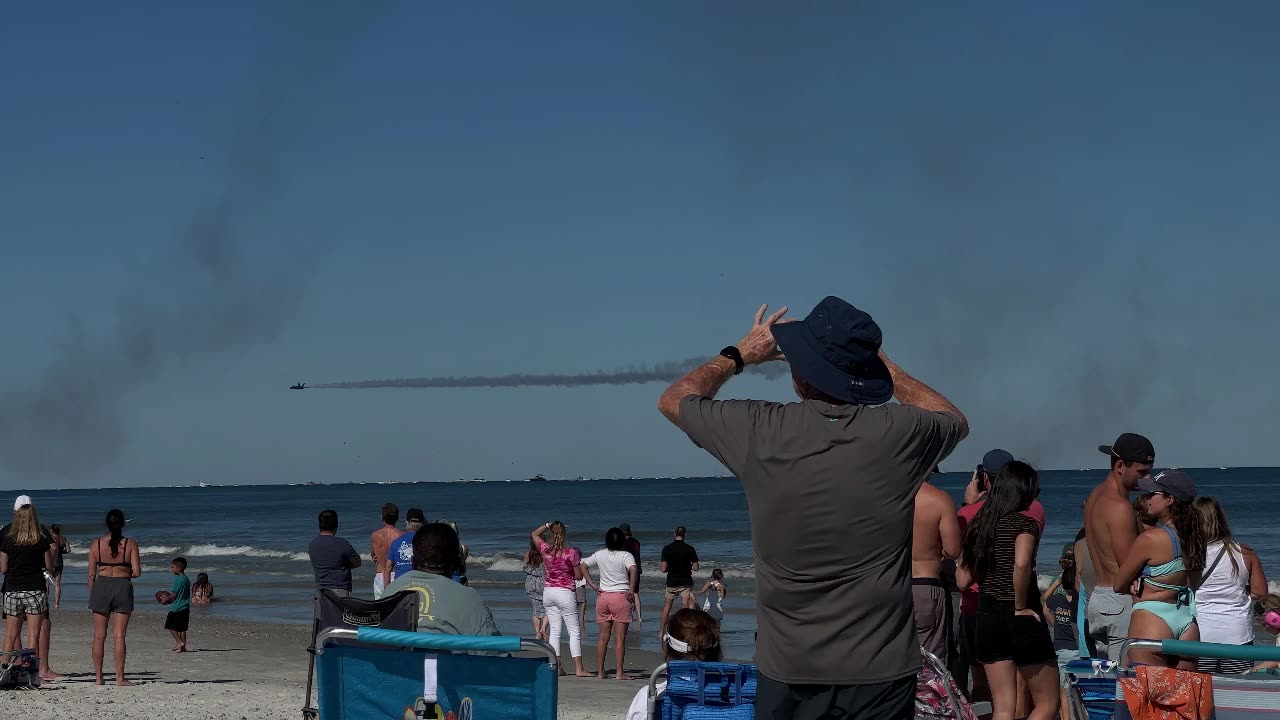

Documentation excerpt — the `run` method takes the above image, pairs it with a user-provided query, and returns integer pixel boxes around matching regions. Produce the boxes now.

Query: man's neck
[1106,471,1130,497]
[319,530,336,536]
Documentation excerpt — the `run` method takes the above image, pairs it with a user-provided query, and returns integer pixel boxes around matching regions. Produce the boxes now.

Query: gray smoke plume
[312,357,789,390]
[0,7,379,481]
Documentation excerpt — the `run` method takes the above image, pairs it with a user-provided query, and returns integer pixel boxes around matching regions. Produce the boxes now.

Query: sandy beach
[2,606,668,719]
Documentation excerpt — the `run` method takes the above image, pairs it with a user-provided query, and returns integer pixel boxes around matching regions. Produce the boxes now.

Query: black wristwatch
[719,346,744,375]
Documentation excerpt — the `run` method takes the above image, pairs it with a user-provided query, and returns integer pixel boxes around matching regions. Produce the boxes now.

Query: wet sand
[1,606,667,719]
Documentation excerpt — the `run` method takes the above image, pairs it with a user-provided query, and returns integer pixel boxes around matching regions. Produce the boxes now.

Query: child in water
[700,568,727,623]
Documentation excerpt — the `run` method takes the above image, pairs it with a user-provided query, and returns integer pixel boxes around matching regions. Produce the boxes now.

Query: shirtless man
[913,473,962,665]
[370,502,400,599]
[1083,433,1154,663]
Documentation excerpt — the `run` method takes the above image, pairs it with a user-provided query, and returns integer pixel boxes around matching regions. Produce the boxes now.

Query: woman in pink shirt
[531,521,590,676]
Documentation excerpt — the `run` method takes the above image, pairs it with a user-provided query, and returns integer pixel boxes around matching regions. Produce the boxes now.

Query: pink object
[596,591,633,624]
[956,500,1047,617]
[537,542,581,590]
[1265,610,1280,631]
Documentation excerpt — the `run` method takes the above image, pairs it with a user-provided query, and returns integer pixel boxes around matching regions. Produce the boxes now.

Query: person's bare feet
[575,670,593,677]
[115,678,137,687]
[177,645,188,653]
[40,672,63,682]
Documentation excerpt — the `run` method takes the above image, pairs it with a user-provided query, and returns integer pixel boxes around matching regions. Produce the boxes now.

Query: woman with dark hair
[531,521,589,677]
[582,527,639,679]
[1114,470,1206,669]
[87,508,142,686]
[1193,497,1267,673]
[523,539,547,640]
[957,461,1059,720]
[49,523,70,609]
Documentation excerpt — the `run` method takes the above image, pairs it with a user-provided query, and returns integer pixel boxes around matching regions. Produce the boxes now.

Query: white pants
[372,573,384,600]
[543,587,581,659]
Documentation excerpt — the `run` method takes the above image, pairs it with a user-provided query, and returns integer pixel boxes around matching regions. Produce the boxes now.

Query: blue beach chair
[646,661,756,720]
[315,627,558,720]
[1117,639,1280,720]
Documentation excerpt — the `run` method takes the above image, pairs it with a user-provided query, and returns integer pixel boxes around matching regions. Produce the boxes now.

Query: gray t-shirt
[679,396,964,685]
[384,570,501,637]
[309,534,360,591]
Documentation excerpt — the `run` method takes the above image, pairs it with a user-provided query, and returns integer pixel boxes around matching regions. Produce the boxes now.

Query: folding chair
[0,649,40,690]
[314,627,558,720]
[646,661,756,720]
[303,588,420,719]
[1118,639,1280,720]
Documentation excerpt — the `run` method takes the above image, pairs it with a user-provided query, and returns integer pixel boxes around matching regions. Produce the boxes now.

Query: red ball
[156,591,175,605]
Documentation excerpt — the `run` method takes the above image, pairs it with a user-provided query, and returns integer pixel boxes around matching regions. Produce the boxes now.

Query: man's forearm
[883,357,968,434]
[658,356,737,424]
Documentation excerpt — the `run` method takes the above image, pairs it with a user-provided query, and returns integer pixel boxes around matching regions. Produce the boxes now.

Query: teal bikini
[1133,524,1196,639]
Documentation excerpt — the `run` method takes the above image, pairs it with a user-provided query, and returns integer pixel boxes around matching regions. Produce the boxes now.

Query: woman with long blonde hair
[1,500,55,679]
[1193,497,1268,673]
[531,521,590,676]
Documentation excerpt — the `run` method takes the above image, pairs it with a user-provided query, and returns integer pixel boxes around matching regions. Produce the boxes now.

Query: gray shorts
[912,578,951,665]
[1085,587,1133,663]
[89,576,135,615]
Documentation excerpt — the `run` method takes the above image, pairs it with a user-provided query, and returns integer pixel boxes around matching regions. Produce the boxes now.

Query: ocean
[24,467,1280,660]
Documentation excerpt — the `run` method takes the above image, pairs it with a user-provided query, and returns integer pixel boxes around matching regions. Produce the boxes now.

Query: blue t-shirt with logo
[388,531,415,580]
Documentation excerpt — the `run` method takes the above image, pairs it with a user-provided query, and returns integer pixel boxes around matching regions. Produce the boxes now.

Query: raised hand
[737,304,790,366]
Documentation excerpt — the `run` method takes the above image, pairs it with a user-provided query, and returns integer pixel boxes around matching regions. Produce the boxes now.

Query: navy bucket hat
[771,296,894,405]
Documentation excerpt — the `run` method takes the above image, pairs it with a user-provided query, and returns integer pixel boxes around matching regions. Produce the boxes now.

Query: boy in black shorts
[165,557,192,652]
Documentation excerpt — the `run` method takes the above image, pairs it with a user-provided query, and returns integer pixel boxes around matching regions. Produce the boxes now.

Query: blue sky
[3,2,1279,490]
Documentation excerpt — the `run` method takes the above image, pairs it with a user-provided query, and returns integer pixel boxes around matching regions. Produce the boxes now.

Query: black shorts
[164,608,190,632]
[973,596,1056,667]
[756,672,914,720]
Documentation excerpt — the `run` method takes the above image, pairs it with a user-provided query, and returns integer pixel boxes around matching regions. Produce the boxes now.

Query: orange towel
[1120,666,1213,720]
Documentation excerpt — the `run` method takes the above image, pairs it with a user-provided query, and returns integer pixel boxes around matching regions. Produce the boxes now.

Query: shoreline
[2,606,669,720]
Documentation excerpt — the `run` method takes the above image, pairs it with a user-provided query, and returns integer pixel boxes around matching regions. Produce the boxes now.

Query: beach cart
[303,589,420,719]
[313,627,558,720]
[1114,640,1280,720]
[646,661,757,720]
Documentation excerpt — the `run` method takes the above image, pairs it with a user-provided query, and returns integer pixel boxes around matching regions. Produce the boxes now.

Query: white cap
[13,495,32,511]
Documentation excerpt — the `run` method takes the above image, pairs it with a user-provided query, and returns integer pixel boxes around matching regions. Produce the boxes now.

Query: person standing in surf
[659,298,967,719]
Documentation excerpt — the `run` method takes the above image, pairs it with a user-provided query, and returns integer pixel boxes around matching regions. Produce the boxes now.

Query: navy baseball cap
[1138,469,1196,503]
[980,449,1015,475]
[405,508,426,523]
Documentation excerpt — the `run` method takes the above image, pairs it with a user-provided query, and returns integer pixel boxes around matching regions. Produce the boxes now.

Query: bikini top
[96,537,133,568]
[1141,524,1185,578]
[1140,524,1191,605]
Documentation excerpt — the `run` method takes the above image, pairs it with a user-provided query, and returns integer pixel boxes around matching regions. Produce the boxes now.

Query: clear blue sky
[3,2,1279,490]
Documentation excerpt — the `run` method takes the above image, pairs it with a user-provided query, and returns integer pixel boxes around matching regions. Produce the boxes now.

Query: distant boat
[1219,466,1229,470]
[529,474,547,482]
[198,482,210,488]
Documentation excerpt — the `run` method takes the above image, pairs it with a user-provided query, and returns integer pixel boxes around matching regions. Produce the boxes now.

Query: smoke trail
[0,7,380,480]
[311,357,790,390]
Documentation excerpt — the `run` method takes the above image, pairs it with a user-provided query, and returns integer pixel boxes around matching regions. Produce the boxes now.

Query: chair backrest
[0,650,40,690]
[916,648,978,720]
[314,588,419,634]
[659,662,756,720]
[315,628,556,720]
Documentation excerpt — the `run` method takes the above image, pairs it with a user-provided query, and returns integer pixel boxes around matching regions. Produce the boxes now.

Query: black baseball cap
[618,522,631,533]
[405,508,426,523]
[1098,433,1155,464]
[1138,469,1196,503]
[980,449,1015,475]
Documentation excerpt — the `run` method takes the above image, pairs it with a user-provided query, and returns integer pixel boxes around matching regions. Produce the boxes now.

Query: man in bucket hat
[1083,432,1155,662]
[659,297,968,720]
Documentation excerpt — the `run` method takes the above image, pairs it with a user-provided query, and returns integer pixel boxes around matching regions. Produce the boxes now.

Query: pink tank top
[538,542,580,589]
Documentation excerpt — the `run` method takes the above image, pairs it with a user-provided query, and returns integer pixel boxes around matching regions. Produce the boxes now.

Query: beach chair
[314,627,558,720]
[303,588,420,719]
[0,649,40,690]
[1116,640,1280,720]
[646,661,756,720]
